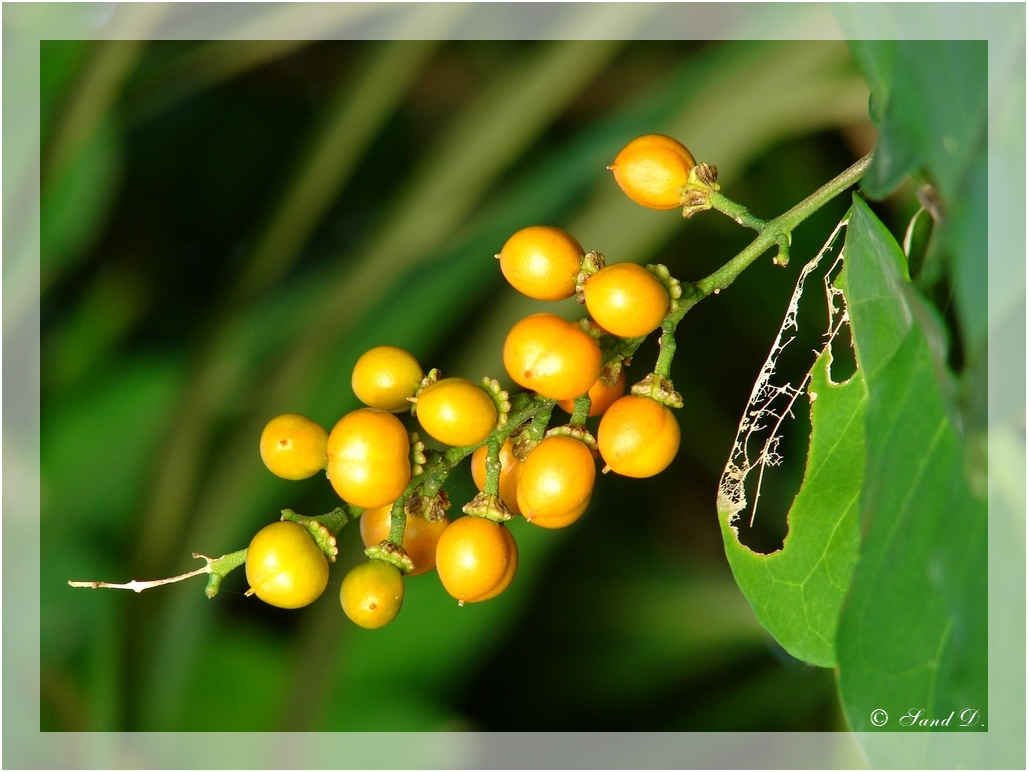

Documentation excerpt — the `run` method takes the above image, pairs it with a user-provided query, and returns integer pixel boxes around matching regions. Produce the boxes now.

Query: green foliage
[837,198,987,733]
[712,34,991,748]
[848,40,988,364]
[719,343,864,668]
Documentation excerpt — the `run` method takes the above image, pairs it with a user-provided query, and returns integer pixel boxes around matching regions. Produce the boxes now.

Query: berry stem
[388,392,554,543]
[302,505,361,536]
[68,549,248,599]
[484,436,502,497]
[654,319,678,378]
[527,401,554,439]
[570,395,591,426]
[688,152,871,304]
[70,345,632,597]
[708,192,767,231]
[387,499,407,547]
[646,153,871,380]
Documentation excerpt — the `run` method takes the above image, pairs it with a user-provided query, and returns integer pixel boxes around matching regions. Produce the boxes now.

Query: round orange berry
[498,225,585,301]
[502,313,602,401]
[340,560,405,629]
[516,436,595,529]
[435,516,515,602]
[351,346,424,412]
[326,408,410,509]
[610,134,696,210]
[583,263,669,338]
[597,395,680,477]
[245,521,329,609]
[259,414,328,480]
[416,377,497,447]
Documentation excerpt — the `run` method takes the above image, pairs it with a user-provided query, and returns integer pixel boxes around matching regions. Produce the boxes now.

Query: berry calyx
[360,505,449,577]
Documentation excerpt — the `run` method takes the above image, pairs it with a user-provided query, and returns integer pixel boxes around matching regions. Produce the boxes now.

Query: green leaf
[942,149,988,360]
[836,197,987,734]
[718,348,864,668]
[846,41,894,127]
[852,41,987,202]
[845,35,990,378]
[842,199,912,379]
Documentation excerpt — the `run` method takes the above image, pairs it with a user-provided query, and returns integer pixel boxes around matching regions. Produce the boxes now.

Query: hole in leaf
[717,220,851,556]
[827,321,856,384]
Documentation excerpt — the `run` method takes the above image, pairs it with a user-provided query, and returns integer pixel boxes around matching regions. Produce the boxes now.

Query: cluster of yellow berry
[245,134,696,629]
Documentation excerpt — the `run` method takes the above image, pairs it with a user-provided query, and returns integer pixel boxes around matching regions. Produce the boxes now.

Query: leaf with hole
[717,215,880,667]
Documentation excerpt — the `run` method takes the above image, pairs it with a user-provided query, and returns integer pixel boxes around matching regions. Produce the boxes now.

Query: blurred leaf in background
[41,35,897,735]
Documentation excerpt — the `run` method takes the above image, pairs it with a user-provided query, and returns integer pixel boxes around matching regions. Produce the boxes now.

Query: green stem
[774,233,791,267]
[599,333,646,382]
[384,393,554,546]
[307,506,360,535]
[708,191,767,231]
[525,400,553,441]
[387,498,407,547]
[688,152,871,306]
[654,319,677,378]
[203,549,248,598]
[646,152,871,379]
[483,436,502,496]
[570,395,591,426]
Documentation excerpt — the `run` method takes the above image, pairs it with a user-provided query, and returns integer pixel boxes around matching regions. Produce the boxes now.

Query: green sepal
[680,162,719,218]
[365,542,414,574]
[280,508,344,562]
[646,263,682,313]
[481,377,511,430]
[544,424,597,451]
[404,490,451,523]
[409,368,441,416]
[462,492,515,523]
[630,373,683,408]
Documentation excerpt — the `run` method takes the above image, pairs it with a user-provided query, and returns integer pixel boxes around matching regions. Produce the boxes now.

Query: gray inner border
[4,3,1024,769]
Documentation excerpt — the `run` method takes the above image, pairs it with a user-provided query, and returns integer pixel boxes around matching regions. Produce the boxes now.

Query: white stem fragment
[69,553,217,593]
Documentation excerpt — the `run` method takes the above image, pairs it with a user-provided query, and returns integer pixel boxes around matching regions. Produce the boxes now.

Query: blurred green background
[40,38,912,733]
